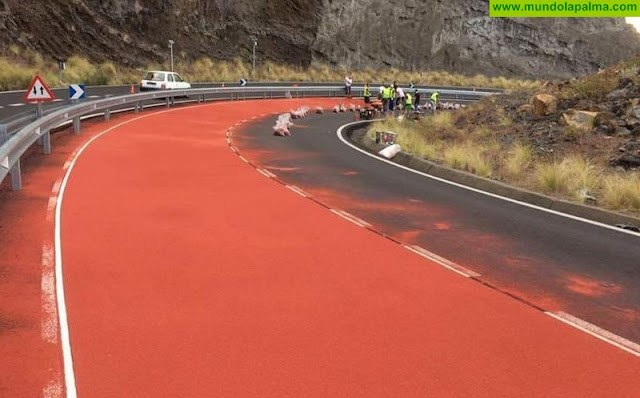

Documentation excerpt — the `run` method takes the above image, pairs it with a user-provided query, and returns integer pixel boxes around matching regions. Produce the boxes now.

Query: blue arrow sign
[69,84,86,100]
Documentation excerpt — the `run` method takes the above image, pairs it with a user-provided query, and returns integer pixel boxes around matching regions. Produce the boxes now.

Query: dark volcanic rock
[0,0,640,79]
[610,141,640,169]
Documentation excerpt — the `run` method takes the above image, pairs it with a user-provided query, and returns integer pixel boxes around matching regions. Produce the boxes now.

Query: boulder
[561,110,598,132]
[607,88,630,100]
[531,93,558,116]
[628,105,640,119]
[593,124,614,135]
[615,127,632,137]
[610,141,640,169]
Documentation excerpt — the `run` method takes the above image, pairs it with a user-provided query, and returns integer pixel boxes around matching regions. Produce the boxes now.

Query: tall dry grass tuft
[505,142,532,178]
[602,173,640,211]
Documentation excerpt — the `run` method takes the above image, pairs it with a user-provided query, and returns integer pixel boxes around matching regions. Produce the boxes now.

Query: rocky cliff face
[1,0,639,79]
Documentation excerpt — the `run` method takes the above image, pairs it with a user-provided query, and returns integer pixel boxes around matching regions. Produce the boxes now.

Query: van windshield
[144,72,165,82]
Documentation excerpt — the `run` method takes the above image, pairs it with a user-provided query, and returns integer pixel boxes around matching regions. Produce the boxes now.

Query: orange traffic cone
[130,84,135,94]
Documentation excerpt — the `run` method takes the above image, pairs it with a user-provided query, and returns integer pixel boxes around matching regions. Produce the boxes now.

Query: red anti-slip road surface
[56,100,639,397]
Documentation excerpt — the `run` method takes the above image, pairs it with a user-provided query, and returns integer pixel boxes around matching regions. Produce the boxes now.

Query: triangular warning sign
[24,75,55,102]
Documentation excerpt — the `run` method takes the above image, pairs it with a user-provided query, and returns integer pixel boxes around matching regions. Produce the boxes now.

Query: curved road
[235,112,640,345]
[1,98,639,397]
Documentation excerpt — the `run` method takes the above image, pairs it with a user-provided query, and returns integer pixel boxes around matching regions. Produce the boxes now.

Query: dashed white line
[41,243,58,344]
[52,99,63,102]
[46,196,57,222]
[88,95,101,99]
[257,168,277,178]
[285,185,308,198]
[52,180,62,195]
[404,245,480,278]
[330,209,371,228]
[238,155,249,163]
[546,312,640,357]
[8,103,25,107]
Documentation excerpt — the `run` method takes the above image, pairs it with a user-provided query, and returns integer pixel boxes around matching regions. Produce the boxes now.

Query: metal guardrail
[0,85,493,190]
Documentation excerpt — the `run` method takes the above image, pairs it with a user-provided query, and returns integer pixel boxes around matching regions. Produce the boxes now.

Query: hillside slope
[1,0,639,79]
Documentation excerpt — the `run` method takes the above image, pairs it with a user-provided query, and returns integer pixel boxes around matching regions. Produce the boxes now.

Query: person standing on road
[395,86,405,109]
[363,82,371,104]
[389,84,396,112]
[414,90,421,110]
[345,75,353,96]
[430,91,440,110]
[382,84,391,112]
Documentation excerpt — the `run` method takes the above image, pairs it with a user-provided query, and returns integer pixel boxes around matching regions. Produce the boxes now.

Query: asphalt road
[0,82,497,121]
[235,111,640,345]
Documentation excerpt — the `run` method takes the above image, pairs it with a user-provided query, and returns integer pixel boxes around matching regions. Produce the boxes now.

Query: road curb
[345,120,640,229]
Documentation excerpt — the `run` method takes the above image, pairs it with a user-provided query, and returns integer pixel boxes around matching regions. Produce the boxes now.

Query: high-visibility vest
[363,86,371,97]
[405,93,413,105]
[382,87,391,99]
[431,92,439,102]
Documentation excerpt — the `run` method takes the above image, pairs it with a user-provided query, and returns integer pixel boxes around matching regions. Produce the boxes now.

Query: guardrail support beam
[10,160,21,190]
[73,117,81,134]
[166,97,171,108]
[105,108,111,121]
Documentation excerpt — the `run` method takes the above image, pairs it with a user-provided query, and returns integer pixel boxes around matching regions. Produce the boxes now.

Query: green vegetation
[0,50,541,91]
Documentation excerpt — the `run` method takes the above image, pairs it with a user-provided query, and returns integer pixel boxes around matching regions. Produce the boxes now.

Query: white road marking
[52,99,63,102]
[62,160,72,170]
[257,168,276,178]
[230,146,238,153]
[88,95,101,99]
[52,180,62,195]
[285,185,308,198]
[404,245,479,278]
[41,243,58,344]
[238,155,249,163]
[336,121,640,238]
[8,103,25,107]
[329,209,371,228]
[54,107,191,398]
[46,196,57,222]
[546,312,640,357]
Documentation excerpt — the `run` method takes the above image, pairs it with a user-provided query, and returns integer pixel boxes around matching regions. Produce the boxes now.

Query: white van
[140,71,191,91]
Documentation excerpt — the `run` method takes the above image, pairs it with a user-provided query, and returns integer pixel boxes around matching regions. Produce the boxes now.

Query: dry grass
[505,142,532,178]
[602,173,640,211]
[535,155,601,199]
[442,143,492,177]
[0,48,540,90]
[564,69,619,100]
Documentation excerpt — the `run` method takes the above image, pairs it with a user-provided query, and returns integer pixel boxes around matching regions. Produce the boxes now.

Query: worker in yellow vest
[381,84,392,112]
[430,92,440,110]
[363,83,371,104]
[404,92,413,115]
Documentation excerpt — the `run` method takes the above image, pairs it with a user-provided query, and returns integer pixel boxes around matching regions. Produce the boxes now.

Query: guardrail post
[135,102,140,113]
[73,116,81,134]
[42,130,51,154]
[9,160,21,190]
[105,108,111,121]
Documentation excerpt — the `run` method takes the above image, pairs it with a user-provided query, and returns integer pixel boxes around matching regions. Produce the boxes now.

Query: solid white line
[546,312,640,357]
[285,185,308,198]
[336,122,640,238]
[54,107,190,398]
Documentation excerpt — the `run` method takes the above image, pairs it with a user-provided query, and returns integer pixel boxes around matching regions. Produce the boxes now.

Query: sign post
[25,75,56,153]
